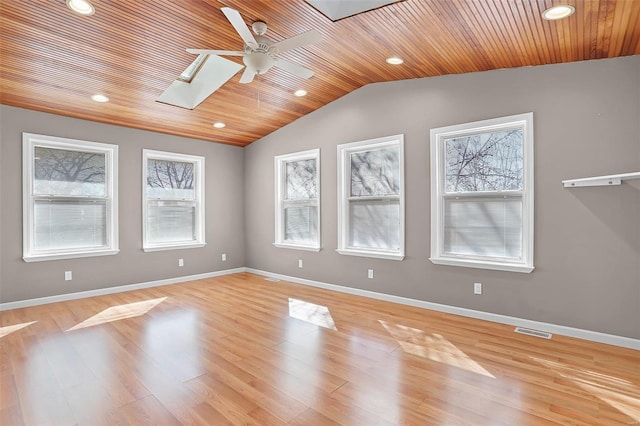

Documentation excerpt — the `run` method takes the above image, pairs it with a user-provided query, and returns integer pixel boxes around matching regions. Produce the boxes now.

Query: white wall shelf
[563,172,640,188]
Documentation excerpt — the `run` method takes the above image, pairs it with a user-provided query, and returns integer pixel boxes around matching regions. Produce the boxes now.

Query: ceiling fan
[190,7,321,83]
[157,7,321,110]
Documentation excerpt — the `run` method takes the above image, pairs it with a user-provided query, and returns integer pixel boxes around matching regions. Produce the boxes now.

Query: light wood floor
[1,272,638,425]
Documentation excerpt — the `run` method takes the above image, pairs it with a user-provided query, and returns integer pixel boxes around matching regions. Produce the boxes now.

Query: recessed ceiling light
[386,56,404,65]
[542,5,575,20]
[294,89,307,97]
[91,94,109,103]
[66,0,95,16]
[213,122,226,128]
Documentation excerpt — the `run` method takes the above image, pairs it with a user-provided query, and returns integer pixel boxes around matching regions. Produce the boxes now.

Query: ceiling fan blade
[221,7,258,49]
[239,67,256,84]
[270,29,321,53]
[273,58,314,79]
[187,49,245,57]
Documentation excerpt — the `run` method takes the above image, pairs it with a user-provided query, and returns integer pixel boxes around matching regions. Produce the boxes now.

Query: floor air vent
[264,277,281,282]
[514,327,552,339]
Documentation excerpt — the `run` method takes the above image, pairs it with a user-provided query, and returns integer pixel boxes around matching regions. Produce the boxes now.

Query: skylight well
[305,0,403,21]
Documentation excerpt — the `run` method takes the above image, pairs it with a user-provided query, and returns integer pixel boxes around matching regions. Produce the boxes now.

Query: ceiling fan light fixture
[91,94,109,102]
[386,56,404,65]
[243,52,275,75]
[66,0,95,16]
[213,122,226,128]
[542,5,575,20]
[294,89,308,97]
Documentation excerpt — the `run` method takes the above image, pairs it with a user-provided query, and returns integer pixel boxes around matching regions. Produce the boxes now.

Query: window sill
[143,242,206,252]
[273,243,321,252]
[337,248,404,261]
[23,248,120,263]
[429,257,534,273]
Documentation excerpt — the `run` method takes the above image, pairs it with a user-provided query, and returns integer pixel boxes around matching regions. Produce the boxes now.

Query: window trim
[337,134,405,261]
[429,113,534,273]
[273,149,321,252]
[142,149,206,252]
[22,133,119,262]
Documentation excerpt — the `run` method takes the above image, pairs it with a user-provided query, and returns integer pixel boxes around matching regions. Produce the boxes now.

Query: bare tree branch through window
[286,159,317,200]
[146,159,194,200]
[350,147,400,196]
[34,147,106,196]
[444,129,523,192]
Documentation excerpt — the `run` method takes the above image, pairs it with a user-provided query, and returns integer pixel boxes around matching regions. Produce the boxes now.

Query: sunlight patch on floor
[66,297,167,331]
[531,356,640,422]
[0,321,37,338]
[288,298,337,330]
[379,320,495,378]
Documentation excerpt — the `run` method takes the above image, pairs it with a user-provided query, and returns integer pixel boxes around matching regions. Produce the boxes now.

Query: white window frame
[429,113,534,273]
[22,133,119,262]
[273,149,321,251]
[337,135,405,261]
[142,149,206,252]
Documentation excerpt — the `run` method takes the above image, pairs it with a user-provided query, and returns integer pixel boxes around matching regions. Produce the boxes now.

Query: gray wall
[1,106,245,303]
[244,56,640,339]
[1,57,638,340]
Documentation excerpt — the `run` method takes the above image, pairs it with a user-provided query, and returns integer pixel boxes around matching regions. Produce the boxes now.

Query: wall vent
[514,327,552,339]
[265,277,281,282]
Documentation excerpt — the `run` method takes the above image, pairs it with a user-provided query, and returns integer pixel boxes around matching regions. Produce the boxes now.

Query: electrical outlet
[178,258,184,267]
[368,269,374,279]
[474,282,482,295]
[221,253,227,261]
[298,259,303,268]
[65,271,72,281]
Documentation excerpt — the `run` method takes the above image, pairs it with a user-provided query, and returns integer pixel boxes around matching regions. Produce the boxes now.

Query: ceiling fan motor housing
[252,20,267,35]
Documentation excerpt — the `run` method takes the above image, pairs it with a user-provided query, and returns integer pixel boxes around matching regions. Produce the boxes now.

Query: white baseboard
[3,266,638,350]
[0,267,247,311]
[246,268,640,350]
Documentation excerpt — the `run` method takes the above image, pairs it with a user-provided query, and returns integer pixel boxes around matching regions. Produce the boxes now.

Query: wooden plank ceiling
[1,0,639,147]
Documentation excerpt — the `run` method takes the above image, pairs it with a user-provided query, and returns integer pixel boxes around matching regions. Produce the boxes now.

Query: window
[22,133,118,262]
[274,149,320,251]
[337,135,404,260]
[430,113,534,273]
[143,150,205,251]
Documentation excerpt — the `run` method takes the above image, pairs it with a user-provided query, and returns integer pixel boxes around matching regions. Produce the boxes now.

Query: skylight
[305,0,403,21]
[178,54,208,83]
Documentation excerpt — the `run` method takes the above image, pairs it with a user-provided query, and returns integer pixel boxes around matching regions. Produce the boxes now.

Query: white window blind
[338,135,404,260]
[143,150,205,251]
[443,196,522,258]
[34,199,107,251]
[349,199,400,250]
[274,150,320,251]
[23,133,119,262]
[146,200,196,244]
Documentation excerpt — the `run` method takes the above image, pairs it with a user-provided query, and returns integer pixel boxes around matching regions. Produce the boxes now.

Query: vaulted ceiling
[1,1,639,147]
